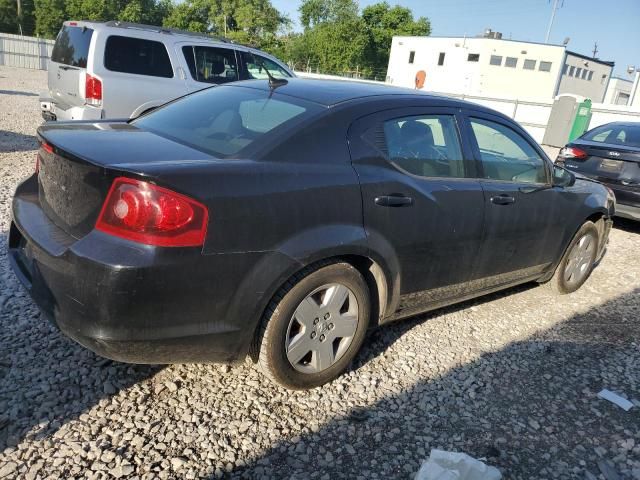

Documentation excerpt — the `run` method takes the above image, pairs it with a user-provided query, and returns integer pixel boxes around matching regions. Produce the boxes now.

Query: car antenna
[257,58,288,90]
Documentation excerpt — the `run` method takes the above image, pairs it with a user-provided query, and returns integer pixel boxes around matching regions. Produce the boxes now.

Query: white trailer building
[386,34,614,102]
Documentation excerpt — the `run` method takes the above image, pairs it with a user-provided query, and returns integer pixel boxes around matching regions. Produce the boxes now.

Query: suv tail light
[558,146,588,160]
[85,73,102,106]
[96,178,208,247]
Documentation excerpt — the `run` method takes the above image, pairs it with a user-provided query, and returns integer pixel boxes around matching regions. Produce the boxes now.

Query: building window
[616,92,630,105]
[601,74,607,85]
[523,59,536,70]
[562,64,569,74]
[489,55,502,66]
[539,61,552,72]
[568,66,575,76]
[409,51,415,64]
[505,57,517,68]
[575,67,582,78]
[587,70,593,81]
[581,69,588,80]
[467,53,480,62]
[438,52,445,66]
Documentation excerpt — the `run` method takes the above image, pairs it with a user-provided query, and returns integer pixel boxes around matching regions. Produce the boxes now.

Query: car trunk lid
[563,140,640,187]
[37,121,214,239]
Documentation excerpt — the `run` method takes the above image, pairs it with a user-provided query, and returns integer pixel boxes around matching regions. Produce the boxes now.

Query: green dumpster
[568,99,592,142]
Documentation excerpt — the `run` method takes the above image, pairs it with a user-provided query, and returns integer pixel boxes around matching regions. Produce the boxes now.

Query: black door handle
[375,195,413,207]
[490,194,516,205]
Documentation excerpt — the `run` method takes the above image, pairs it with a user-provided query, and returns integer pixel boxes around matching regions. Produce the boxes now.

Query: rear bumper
[41,101,103,122]
[8,176,296,364]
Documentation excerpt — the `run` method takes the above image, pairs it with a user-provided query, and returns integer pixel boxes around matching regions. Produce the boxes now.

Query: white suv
[40,20,294,121]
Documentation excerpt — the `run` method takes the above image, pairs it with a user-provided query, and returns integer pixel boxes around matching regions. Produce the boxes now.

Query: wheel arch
[247,252,394,363]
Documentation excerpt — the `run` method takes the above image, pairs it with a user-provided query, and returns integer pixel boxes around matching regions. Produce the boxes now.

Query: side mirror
[552,164,576,188]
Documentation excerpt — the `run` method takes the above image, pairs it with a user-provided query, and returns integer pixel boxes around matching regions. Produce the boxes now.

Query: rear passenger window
[470,118,547,184]
[104,36,173,78]
[182,46,238,84]
[383,115,465,178]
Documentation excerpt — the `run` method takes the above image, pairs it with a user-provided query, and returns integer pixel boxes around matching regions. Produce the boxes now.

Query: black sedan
[9,79,614,389]
[557,121,640,221]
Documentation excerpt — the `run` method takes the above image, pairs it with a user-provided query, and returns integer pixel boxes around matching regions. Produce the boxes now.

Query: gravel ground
[0,65,639,480]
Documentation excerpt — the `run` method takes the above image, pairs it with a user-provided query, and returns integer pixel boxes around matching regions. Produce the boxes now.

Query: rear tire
[545,221,599,295]
[256,262,370,390]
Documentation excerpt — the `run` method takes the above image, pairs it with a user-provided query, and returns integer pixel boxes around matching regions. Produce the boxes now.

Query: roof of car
[231,78,472,108]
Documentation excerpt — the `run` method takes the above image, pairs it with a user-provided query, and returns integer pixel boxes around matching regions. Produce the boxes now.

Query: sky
[271,0,640,77]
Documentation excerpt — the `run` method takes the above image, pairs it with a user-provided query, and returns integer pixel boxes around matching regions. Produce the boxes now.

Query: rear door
[349,106,485,317]
[463,112,565,281]
[97,34,180,117]
[49,24,94,109]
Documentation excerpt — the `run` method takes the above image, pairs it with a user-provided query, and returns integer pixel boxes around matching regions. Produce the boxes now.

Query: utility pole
[545,0,562,44]
[592,42,598,58]
[16,0,23,35]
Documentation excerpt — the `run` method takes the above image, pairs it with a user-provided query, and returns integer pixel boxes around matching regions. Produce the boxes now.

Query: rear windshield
[582,124,640,148]
[51,25,94,68]
[133,86,323,158]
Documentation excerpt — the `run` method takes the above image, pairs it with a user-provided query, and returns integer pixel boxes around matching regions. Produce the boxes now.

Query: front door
[349,107,485,318]
[463,113,565,283]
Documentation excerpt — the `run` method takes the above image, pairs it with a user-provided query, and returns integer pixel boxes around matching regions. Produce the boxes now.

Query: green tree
[283,0,430,79]
[32,0,174,38]
[362,2,430,77]
[163,0,287,48]
[1,0,35,35]
[34,0,66,37]
[299,0,357,28]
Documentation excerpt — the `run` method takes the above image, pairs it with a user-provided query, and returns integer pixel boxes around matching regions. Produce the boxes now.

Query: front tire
[546,221,599,295]
[256,262,370,390]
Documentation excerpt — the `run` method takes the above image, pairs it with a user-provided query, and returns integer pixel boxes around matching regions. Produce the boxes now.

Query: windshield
[582,124,640,148]
[133,86,322,158]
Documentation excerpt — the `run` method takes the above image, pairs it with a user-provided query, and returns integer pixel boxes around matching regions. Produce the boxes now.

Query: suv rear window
[51,26,94,68]
[104,36,173,78]
[134,86,322,158]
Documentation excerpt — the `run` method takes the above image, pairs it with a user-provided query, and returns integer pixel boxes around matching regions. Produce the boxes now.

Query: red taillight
[37,142,53,174]
[85,74,102,106]
[558,146,588,160]
[96,178,208,247]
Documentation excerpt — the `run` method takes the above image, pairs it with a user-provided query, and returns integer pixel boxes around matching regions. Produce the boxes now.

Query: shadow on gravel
[613,217,640,234]
[0,90,39,97]
[0,130,38,153]
[0,230,164,450]
[231,288,640,480]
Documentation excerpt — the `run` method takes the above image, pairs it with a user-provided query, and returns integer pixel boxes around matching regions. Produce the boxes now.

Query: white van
[40,20,295,121]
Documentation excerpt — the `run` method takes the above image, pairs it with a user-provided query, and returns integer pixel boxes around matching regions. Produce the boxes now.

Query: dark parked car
[9,79,614,389]
[557,121,640,221]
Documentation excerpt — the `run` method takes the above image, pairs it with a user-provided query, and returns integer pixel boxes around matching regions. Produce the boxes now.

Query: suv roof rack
[103,21,232,43]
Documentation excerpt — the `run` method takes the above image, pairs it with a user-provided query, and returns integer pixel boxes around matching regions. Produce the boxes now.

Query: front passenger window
[470,118,547,184]
[383,115,465,178]
[182,46,238,84]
